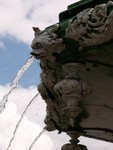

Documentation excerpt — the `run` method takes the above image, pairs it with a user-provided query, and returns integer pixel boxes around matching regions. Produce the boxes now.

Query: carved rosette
[54,63,92,127]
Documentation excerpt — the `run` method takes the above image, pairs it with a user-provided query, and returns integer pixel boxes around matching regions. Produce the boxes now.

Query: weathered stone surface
[31,0,113,144]
[31,25,65,62]
[65,1,113,50]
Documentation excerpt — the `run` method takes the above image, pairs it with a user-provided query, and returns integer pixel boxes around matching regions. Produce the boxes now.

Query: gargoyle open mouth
[31,49,45,59]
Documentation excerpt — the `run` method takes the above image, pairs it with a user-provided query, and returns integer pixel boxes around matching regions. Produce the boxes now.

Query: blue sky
[0,36,40,87]
[0,0,113,150]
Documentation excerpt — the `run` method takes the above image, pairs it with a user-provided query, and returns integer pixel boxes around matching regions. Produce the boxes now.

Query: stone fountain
[31,0,113,149]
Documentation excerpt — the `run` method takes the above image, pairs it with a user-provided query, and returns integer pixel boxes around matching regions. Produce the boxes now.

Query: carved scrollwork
[40,67,57,93]
[38,83,69,131]
[38,83,59,131]
[31,24,65,62]
[65,1,113,50]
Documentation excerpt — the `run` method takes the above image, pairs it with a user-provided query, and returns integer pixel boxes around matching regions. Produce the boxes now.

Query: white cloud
[0,85,53,150]
[0,0,79,44]
[0,85,46,126]
[0,102,53,150]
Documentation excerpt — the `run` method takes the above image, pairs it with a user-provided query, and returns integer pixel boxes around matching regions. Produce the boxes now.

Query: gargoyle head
[31,25,65,61]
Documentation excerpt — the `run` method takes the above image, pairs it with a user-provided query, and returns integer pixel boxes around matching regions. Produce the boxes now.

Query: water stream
[6,93,39,150]
[28,128,46,150]
[0,55,34,113]
[0,54,46,150]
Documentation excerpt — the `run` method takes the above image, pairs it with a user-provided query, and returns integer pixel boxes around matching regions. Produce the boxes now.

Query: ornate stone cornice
[65,1,113,50]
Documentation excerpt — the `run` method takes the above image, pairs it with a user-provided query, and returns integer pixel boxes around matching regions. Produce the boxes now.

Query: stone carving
[38,83,60,131]
[31,23,69,131]
[31,24,65,62]
[65,1,113,50]
[31,1,113,149]
[54,63,91,96]
[54,63,92,127]
[38,83,69,132]
[61,131,88,150]
[40,63,57,93]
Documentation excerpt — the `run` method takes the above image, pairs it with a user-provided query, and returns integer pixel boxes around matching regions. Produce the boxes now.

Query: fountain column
[61,131,87,150]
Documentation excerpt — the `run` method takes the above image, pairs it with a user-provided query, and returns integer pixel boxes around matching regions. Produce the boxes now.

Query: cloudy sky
[0,0,113,150]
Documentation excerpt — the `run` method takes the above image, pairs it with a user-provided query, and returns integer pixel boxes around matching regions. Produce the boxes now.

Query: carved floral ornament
[65,1,113,50]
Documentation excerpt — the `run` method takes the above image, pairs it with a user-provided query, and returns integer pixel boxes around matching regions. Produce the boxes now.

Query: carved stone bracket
[54,63,92,127]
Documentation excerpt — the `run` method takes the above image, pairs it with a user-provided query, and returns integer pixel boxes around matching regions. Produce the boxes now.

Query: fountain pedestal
[61,131,87,150]
[31,0,113,149]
